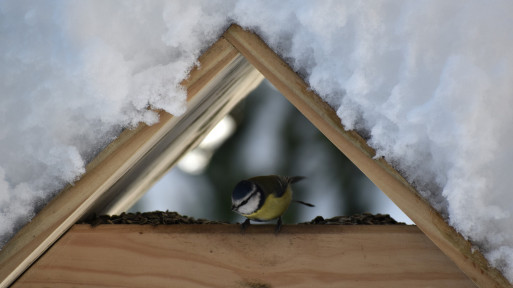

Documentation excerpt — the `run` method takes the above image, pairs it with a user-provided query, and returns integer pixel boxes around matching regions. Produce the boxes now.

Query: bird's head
[231,180,262,215]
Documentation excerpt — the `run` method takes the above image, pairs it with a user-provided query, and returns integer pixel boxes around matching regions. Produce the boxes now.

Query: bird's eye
[239,198,249,207]
[239,192,257,207]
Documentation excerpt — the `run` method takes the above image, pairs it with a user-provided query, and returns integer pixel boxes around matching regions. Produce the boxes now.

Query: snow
[1,0,513,282]
[0,0,233,246]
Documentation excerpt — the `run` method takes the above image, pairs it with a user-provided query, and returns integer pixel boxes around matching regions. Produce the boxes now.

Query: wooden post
[14,224,475,288]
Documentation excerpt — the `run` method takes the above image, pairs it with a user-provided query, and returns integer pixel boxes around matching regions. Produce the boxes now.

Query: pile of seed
[302,213,404,225]
[80,211,404,226]
[80,211,229,226]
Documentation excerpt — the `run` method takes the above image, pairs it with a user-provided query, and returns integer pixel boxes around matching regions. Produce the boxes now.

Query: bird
[231,175,314,234]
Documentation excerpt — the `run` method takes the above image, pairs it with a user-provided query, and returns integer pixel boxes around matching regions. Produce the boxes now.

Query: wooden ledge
[14,224,474,288]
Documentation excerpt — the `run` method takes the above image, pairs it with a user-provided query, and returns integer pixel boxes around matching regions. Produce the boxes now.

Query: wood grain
[223,24,511,288]
[14,224,475,288]
[0,37,262,288]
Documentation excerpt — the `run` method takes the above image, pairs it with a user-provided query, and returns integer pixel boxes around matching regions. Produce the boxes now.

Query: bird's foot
[274,217,282,235]
[241,218,250,234]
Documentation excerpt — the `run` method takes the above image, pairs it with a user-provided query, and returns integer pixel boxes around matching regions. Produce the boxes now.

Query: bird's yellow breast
[244,186,292,221]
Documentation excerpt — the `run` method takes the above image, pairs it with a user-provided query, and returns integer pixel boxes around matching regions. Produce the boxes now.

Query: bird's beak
[231,205,236,211]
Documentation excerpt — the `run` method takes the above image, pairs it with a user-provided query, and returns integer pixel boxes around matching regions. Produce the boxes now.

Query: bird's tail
[294,200,315,207]
[287,176,305,183]
[287,176,314,207]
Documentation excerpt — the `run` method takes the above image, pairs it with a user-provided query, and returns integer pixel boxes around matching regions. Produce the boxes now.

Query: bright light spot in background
[176,150,210,175]
[177,116,236,174]
[201,116,236,149]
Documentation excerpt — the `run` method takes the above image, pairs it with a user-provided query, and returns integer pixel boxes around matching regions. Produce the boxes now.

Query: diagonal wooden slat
[86,46,263,216]
[222,24,511,288]
[0,36,263,288]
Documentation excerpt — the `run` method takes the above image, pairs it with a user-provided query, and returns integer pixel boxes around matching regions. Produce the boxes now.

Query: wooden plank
[88,52,263,215]
[14,224,475,288]
[223,24,511,288]
[0,37,263,288]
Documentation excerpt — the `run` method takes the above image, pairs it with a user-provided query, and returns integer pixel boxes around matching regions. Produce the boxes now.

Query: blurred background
[129,80,412,224]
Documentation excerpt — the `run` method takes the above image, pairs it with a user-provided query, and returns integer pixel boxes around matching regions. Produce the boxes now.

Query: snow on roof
[1,1,512,283]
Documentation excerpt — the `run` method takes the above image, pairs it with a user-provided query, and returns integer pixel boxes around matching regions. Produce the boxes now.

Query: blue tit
[231,175,314,233]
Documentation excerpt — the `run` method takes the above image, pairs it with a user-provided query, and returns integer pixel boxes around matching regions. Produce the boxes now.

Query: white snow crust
[1,1,512,282]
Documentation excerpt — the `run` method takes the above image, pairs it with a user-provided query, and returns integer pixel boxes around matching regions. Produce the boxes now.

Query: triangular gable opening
[131,78,412,225]
[0,24,509,288]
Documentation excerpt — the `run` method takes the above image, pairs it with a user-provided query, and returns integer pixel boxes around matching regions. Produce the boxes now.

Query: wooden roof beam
[222,24,510,288]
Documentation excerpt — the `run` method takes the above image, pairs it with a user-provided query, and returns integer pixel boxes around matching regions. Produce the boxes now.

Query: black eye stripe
[239,198,250,207]
[234,189,257,209]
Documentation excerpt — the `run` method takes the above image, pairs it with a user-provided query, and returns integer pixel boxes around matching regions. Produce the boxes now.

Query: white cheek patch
[237,193,261,215]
